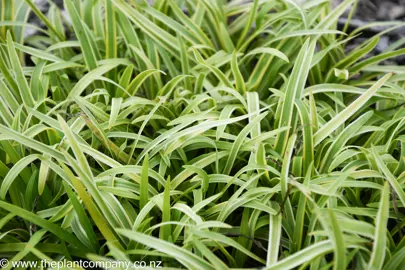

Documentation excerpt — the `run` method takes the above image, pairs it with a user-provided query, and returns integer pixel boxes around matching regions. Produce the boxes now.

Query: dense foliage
[1,0,405,269]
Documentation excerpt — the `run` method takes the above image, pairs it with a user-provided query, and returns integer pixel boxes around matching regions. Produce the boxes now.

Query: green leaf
[243,47,289,63]
[231,51,246,94]
[117,229,215,270]
[7,32,35,108]
[222,112,268,175]
[0,201,89,251]
[67,63,120,99]
[368,183,390,270]
[108,97,122,129]
[314,73,392,146]
[371,148,405,208]
[267,214,282,266]
[265,241,333,270]
[0,154,39,200]
[65,0,98,70]
[328,210,346,270]
[275,39,316,154]
[140,153,149,211]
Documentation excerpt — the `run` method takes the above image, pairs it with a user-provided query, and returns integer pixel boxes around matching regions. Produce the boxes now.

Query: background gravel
[28,0,405,62]
[333,0,405,21]
[32,0,405,22]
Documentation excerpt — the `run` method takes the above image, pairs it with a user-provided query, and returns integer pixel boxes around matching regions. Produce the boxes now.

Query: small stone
[376,36,390,52]
[389,5,405,19]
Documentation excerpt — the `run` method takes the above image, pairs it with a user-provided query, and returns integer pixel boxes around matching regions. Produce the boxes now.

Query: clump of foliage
[1,0,405,269]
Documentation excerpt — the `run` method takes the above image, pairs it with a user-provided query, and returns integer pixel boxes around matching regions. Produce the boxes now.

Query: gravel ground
[31,1,405,28]
[333,0,405,21]
[32,0,405,22]
[332,0,405,64]
[28,0,405,62]
[30,1,405,31]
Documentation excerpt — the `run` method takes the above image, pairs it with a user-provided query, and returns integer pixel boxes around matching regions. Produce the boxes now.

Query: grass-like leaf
[0,1,404,268]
